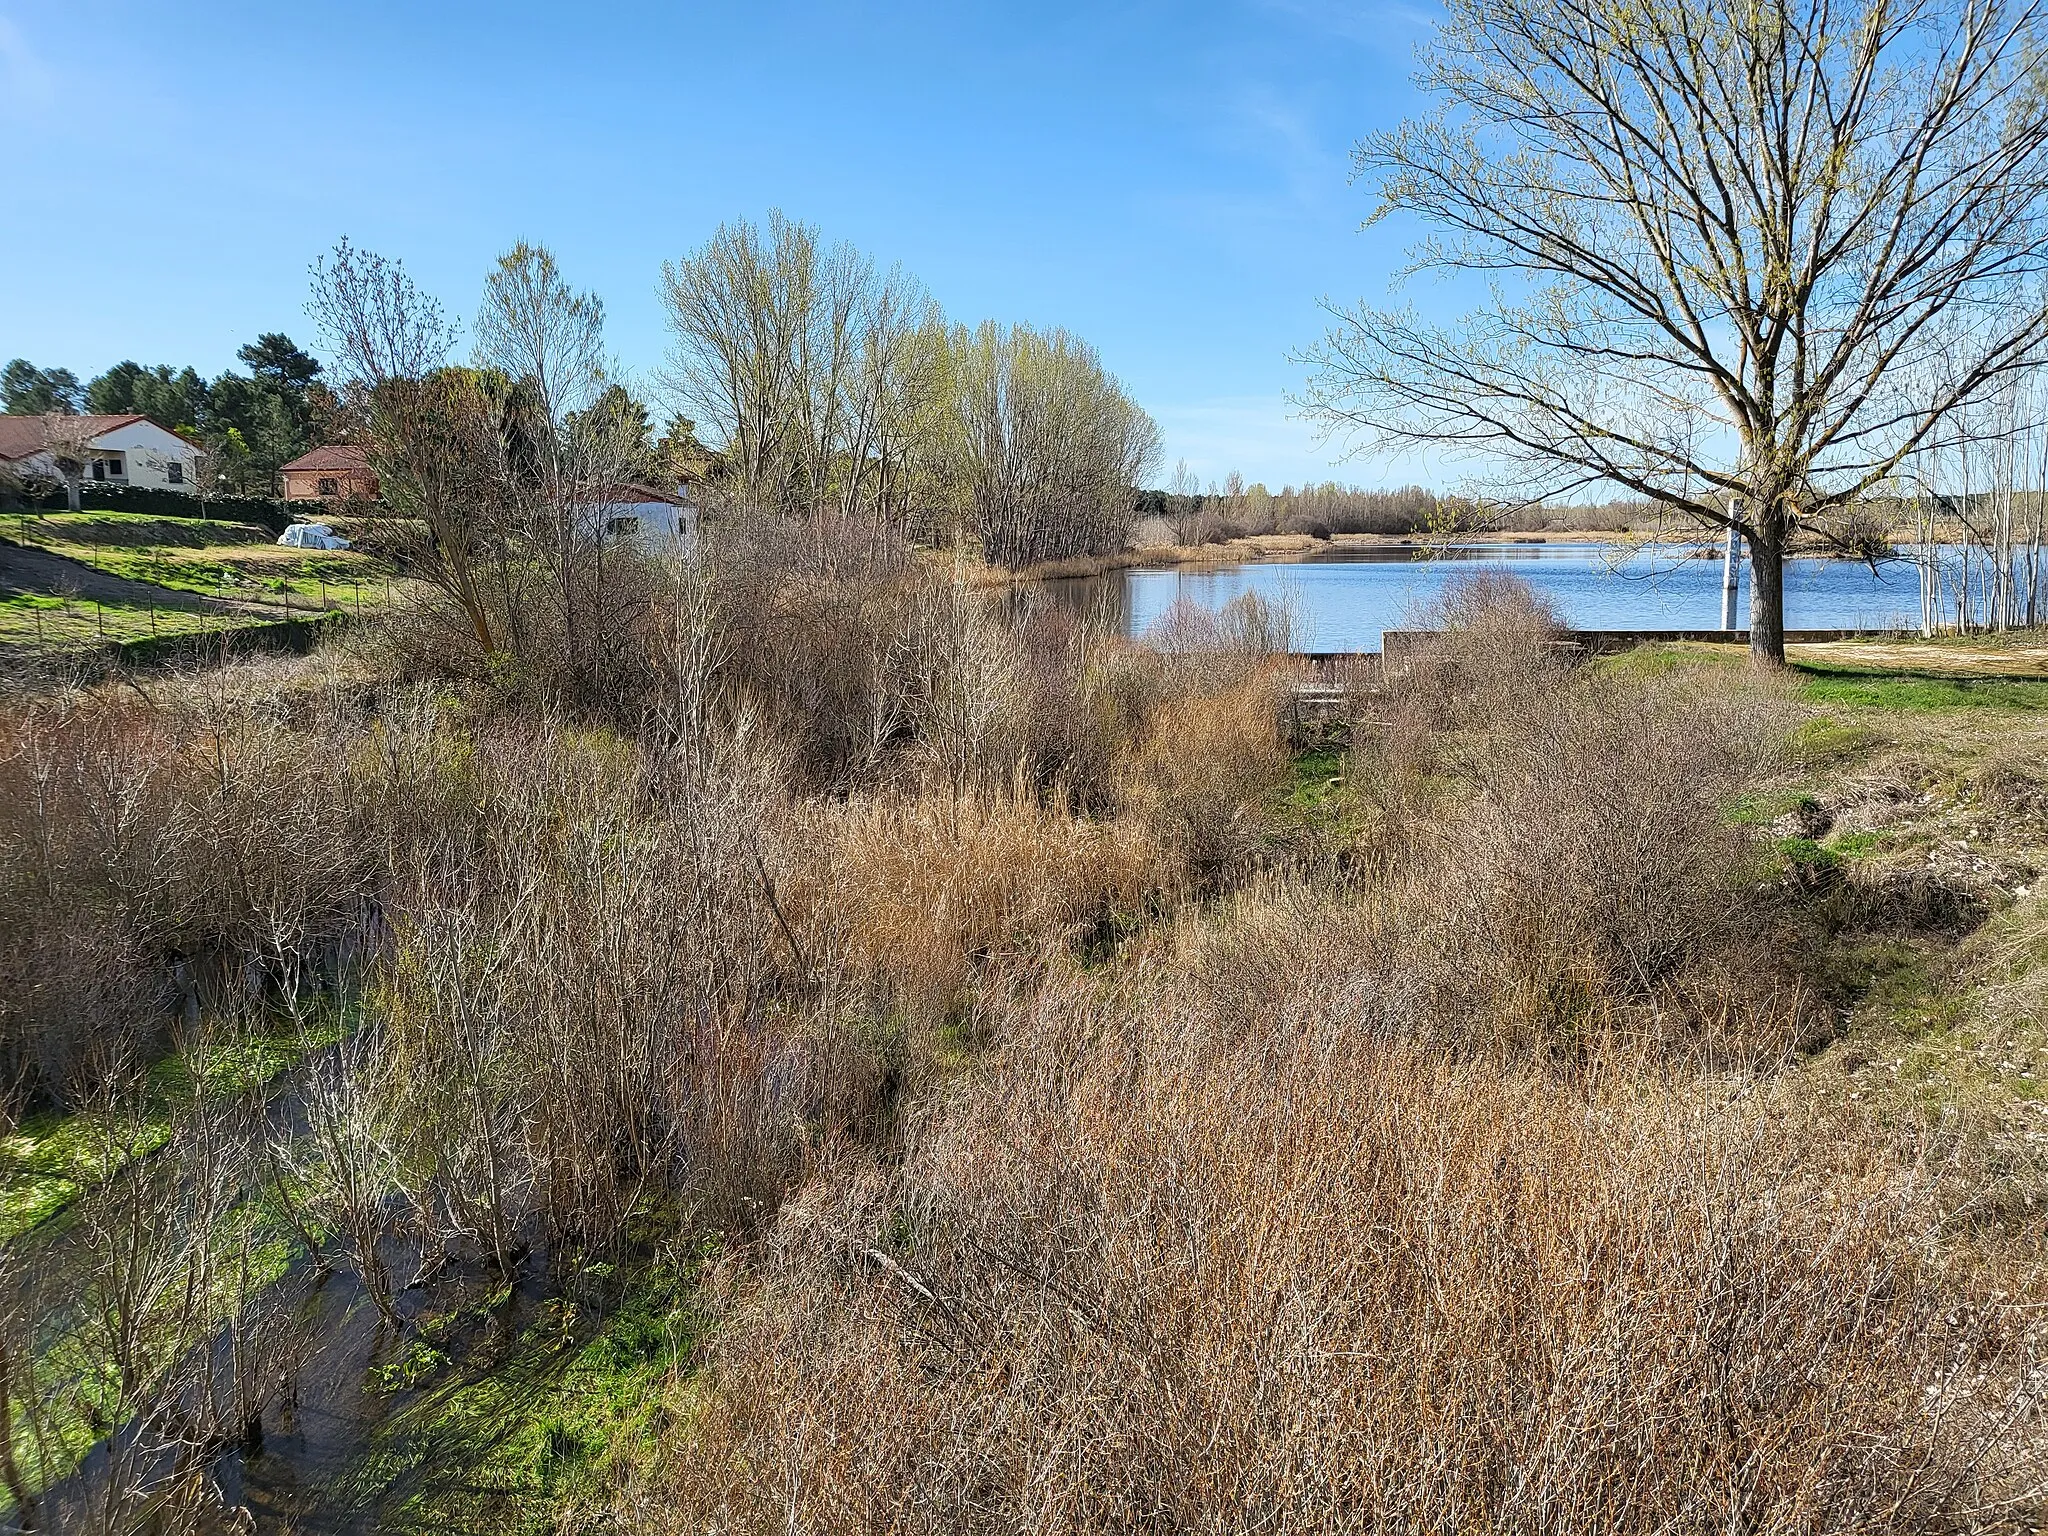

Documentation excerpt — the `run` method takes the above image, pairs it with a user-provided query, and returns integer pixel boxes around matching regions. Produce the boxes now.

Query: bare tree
[475,241,646,690]
[953,321,1162,567]
[37,416,98,515]
[662,215,956,543]
[660,213,817,514]
[1301,0,2048,662]
[306,239,503,657]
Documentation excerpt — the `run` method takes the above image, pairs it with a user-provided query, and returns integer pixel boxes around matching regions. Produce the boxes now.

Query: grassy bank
[0,509,400,656]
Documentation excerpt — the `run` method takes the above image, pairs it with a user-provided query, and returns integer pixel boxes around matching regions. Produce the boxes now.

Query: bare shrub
[706,515,1149,801]
[633,973,2041,1534]
[787,790,1163,1033]
[0,688,375,1112]
[1116,672,1291,880]
[1409,670,1793,1052]
[1146,590,1300,664]
[704,511,924,788]
[1384,569,1570,730]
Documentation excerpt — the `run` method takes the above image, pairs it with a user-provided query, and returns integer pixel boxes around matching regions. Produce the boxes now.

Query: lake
[1042,542,1929,652]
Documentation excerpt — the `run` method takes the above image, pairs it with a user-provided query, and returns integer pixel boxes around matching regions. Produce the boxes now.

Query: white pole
[1719,520,1741,631]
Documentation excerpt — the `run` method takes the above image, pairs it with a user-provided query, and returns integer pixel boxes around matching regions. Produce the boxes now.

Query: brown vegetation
[3,564,2046,1532]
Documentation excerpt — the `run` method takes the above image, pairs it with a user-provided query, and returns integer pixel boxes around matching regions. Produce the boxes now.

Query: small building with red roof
[279,444,378,502]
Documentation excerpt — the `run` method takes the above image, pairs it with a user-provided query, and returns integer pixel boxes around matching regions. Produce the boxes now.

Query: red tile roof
[588,482,686,506]
[279,444,373,473]
[0,414,150,461]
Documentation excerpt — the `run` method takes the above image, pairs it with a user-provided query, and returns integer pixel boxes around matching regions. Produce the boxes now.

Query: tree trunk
[1747,527,1787,665]
[64,473,81,514]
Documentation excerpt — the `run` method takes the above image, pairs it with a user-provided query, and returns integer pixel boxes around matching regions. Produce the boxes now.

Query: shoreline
[959,527,1910,586]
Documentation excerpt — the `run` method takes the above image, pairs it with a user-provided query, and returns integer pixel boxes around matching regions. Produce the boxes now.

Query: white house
[589,483,696,553]
[0,414,203,494]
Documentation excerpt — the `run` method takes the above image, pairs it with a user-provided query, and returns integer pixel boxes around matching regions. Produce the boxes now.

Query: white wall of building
[601,499,698,553]
[90,419,201,492]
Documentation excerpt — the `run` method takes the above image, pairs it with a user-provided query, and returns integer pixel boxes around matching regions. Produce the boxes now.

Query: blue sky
[0,0,1438,488]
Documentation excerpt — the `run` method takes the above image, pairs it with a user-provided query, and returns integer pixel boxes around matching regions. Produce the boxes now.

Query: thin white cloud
[1231,86,1349,206]
[1145,85,1354,243]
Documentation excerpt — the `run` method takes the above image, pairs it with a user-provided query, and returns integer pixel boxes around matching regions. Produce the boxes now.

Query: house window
[318,477,339,497]
[608,515,639,535]
[166,461,184,485]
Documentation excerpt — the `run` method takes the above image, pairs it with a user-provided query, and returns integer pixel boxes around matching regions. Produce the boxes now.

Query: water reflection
[1031,542,1932,653]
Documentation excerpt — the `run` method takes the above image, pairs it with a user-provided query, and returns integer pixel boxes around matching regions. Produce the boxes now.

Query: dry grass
[587,576,2048,1536]
[11,565,2048,1533]
[787,790,1165,1034]
[1115,675,1292,879]
[625,963,2044,1535]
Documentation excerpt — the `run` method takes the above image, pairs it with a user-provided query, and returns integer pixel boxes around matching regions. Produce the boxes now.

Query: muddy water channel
[10,1048,624,1536]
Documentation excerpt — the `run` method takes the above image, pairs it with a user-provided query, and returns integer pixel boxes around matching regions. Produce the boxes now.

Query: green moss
[374,1343,455,1394]
[1776,835,1840,876]
[333,1254,710,1534]
[0,1015,350,1240]
[1790,714,1881,765]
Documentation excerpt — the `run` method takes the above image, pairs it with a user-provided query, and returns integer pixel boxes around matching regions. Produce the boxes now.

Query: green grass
[1729,787,1819,827]
[1796,668,2048,712]
[1284,747,1346,811]
[1591,641,1745,681]
[0,1017,348,1241]
[1271,746,1369,845]
[1789,714,1883,764]
[5,509,396,622]
[0,591,268,648]
[4,509,275,548]
[331,1253,708,1534]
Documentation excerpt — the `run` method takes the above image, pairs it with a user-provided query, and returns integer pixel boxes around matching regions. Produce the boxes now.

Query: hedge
[15,481,313,533]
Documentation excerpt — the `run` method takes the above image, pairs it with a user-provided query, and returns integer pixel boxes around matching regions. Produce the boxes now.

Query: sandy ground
[1789,636,2048,677]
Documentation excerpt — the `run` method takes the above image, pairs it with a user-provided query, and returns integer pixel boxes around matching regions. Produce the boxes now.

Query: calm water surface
[1047,542,1929,652]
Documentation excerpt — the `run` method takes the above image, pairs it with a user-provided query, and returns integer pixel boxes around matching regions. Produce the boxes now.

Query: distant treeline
[1135,479,1658,542]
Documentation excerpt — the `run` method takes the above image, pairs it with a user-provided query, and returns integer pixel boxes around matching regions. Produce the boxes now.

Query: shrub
[787,790,1163,1034]
[25,480,306,530]
[630,973,2038,1534]
[1410,670,1791,1051]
